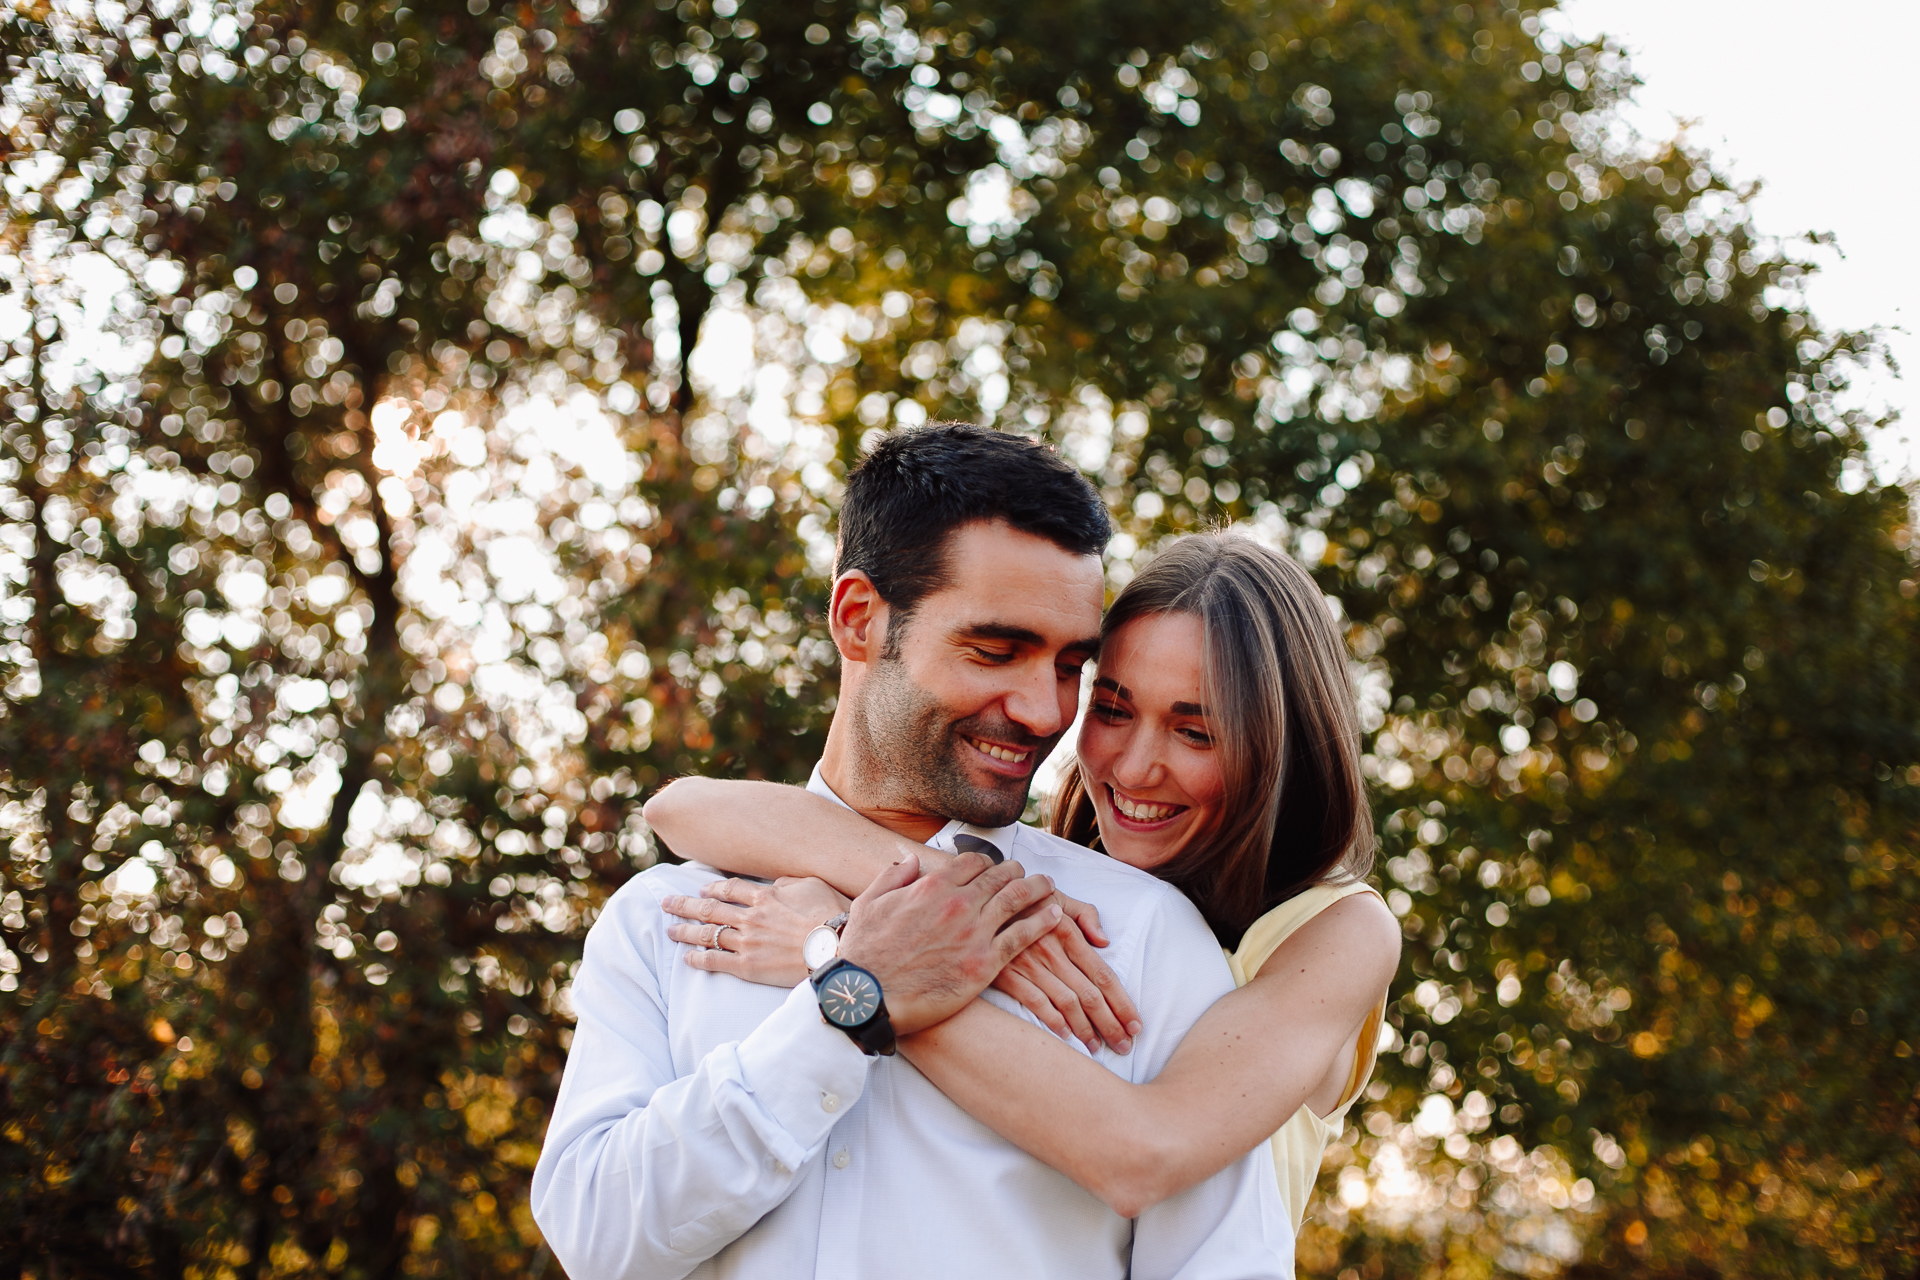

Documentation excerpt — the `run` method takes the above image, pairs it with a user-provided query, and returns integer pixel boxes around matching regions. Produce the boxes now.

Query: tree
[1,0,1913,1276]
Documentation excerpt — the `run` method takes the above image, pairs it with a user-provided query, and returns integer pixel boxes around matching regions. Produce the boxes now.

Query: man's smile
[965,735,1035,769]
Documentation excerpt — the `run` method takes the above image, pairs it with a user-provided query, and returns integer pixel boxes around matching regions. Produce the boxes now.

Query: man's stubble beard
[856,653,1058,829]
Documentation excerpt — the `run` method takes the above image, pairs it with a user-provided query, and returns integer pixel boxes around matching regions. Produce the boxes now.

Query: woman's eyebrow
[1171,700,1209,716]
[1093,676,1132,699]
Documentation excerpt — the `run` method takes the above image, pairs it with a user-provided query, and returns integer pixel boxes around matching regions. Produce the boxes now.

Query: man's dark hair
[836,423,1110,651]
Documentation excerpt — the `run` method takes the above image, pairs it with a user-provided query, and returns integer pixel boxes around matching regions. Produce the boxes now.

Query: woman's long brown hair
[1050,532,1374,949]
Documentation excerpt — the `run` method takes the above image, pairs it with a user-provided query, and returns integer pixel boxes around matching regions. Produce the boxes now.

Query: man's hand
[835,851,1059,1034]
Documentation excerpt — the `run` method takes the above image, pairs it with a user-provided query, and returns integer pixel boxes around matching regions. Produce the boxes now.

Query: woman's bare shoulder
[1248,889,1401,992]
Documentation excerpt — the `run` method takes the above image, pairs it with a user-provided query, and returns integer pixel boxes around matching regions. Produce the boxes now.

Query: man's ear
[829,572,892,665]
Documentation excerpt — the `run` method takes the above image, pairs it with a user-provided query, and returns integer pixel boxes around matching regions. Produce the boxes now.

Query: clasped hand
[664,855,1141,1052]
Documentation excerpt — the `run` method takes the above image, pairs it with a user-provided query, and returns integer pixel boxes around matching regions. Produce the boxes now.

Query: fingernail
[662,896,679,909]
[1049,904,1063,919]
[1128,1021,1142,1037]
[1116,1039,1132,1055]
[1087,1040,1101,1054]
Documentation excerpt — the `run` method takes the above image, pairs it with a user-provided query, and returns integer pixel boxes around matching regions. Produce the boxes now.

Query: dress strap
[1334,989,1387,1115]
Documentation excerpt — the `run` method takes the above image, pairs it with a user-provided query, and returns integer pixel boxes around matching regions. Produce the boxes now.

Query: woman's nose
[1110,730,1164,788]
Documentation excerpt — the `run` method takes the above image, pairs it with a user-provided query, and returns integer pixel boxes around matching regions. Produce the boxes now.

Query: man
[533,424,1290,1278]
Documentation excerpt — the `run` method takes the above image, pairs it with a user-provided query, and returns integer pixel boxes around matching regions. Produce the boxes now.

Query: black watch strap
[845,1004,897,1057]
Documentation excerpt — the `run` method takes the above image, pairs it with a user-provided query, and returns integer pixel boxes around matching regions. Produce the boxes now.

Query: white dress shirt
[532,767,1292,1279]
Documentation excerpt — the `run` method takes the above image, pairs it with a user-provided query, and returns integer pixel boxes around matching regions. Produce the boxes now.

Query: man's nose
[1003,660,1069,739]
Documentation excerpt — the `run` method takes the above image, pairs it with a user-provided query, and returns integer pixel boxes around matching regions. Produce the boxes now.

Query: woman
[645,532,1400,1224]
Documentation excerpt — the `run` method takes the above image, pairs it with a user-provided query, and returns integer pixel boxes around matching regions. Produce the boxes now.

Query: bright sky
[1556,0,1920,482]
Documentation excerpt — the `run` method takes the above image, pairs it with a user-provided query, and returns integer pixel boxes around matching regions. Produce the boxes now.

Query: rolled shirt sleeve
[532,875,875,1279]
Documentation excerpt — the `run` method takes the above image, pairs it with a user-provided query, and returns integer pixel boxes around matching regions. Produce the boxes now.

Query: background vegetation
[1,0,1914,1276]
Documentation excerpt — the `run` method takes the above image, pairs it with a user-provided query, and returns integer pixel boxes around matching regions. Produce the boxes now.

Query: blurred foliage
[0,0,1914,1277]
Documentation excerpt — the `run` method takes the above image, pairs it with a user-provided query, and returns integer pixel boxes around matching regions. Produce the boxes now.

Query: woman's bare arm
[899,892,1401,1218]
[642,777,928,898]
[644,777,1142,1050]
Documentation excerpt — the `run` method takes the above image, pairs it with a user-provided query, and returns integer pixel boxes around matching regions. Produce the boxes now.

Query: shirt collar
[806,763,1022,858]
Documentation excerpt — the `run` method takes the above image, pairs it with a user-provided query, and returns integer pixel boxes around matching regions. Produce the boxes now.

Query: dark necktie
[951,834,1004,864]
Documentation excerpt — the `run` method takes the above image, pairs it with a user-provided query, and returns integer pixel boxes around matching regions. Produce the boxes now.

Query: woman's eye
[1091,701,1129,721]
[1179,727,1214,746]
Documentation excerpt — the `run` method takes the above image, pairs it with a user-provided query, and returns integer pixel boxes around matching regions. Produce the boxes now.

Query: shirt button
[772,1159,791,1176]
[821,1092,840,1113]
[832,1149,850,1169]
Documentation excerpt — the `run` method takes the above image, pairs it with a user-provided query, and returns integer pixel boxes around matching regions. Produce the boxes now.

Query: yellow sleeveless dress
[1224,881,1389,1231]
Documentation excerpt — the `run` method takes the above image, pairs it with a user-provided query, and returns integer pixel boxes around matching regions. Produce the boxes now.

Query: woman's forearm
[900,1004,1235,1219]
[899,895,1400,1216]
[640,778,932,898]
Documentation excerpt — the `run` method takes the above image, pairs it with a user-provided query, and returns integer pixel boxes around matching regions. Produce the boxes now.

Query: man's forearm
[533,955,872,1277]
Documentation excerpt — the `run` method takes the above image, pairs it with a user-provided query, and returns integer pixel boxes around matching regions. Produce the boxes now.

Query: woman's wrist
[894,999,976,1060]
[913,846,955,875]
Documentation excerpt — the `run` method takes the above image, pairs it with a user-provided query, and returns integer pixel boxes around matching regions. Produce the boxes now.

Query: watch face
[817,966,881,1028]
[802,925,840,973]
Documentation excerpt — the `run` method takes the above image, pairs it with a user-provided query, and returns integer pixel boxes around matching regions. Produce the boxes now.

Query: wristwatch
[810,957,896,1056]
[802,911,850,975]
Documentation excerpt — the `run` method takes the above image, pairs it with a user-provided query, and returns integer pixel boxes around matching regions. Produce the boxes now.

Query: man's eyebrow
[957,622,1047,645]
[959,623,1101,658]
[1060,634,1102,660]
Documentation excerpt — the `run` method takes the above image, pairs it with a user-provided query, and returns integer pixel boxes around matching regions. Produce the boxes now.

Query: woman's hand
[662,876,851,988]
[991,892,1143,1055]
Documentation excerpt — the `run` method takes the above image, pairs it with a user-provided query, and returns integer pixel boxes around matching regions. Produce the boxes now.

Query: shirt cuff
[733,980,875,1149]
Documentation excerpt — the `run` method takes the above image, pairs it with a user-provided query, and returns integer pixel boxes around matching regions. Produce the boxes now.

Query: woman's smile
[1107,785,1187,827]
